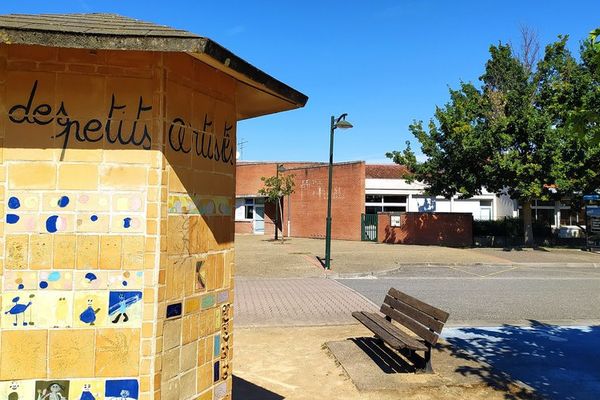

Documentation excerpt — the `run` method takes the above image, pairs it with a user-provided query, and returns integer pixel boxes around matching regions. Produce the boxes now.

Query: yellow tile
[103,149,154,164]
[196,362,213,392]
[100,235,122,269]
[58,163,98,190]
[100,165,148,188]
[0,329,47,379]
[49,329,95,377]
[53,234,76,268]
[29,234,53,269]
[6,234,28,269]
[8,163,56,189]
[122,236,145,270]
[95,328,140,377]
[76,235,99,269]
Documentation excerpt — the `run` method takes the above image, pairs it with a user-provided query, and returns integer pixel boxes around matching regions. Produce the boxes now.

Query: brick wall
[377,212,473,247]
[283,162,365,241]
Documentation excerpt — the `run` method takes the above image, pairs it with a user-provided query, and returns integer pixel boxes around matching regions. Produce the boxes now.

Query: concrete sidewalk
[235,234,600,278]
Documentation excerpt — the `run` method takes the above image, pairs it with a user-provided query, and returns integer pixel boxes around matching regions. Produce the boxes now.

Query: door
[253,205,265,234]
[361,214,378,241]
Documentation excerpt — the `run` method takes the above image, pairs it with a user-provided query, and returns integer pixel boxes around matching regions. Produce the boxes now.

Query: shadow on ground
[351,337,415,373]
[442,321,600,400]
[233,375,284,400]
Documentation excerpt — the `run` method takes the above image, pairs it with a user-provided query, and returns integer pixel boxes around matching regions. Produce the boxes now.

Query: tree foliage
[258,173,295,242]
[387,30,600,246]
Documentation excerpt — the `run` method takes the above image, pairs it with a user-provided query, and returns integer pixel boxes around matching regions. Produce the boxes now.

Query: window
[383,195,407,203]
[383,206,406,212]
[365,194,383,203]
[365,206,381,215]
[235,198,265,220]
[479,200,492,221]
[365,193,408,214]
[535,208,555,226]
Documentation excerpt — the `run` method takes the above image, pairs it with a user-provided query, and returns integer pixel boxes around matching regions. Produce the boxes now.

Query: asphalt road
[336,265,600,326]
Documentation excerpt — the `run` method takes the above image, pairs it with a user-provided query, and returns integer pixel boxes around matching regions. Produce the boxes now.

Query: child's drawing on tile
[75,272,107,290]
[108,291,142,325]
[76,193,110,212]
[3,293,35,327]
[70,380,103,400]
[107,271,143,289]
[39,271,72,290]
[35,380,69,400]
[36,291,72,329]
[3,271,37,291]
[76,213,109,233]
[73,292,108,327]
[0,380,34,400]
[54,296,71,328]
[105,379,138,400]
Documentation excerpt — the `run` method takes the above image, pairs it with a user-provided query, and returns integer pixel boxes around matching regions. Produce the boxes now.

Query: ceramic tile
[76,193,111,212]
[35,380,71,399]
[112,193,145,212]
[3,271,37,291]
[2,291,38,328]
[0,380,35,399]
[73,291,109,327]
[107,271,144,290]
[43,193,76,211]
[7,192,40,211]
[77,213,110,233]
[69,379,105,400]
[5,212,39,233]
[105,379,139,400]
[39,270,73,290]
[108,291,143,327]
[95,329,140,377]
[74,271,108,290]
[0,330,47,379]
[37,291,73,328]
[49,329,95,377]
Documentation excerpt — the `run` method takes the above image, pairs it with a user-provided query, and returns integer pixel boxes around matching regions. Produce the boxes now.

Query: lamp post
[324,114,353,270]
[275,163,285,240]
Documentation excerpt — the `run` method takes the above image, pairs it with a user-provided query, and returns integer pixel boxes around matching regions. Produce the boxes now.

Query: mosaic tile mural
[6,192,146,234]
[1,270,144,329]
[0,378,139,400]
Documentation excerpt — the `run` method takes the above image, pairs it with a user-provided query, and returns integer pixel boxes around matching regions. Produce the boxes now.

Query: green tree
[387,35,600,246]
[258,174,295,242]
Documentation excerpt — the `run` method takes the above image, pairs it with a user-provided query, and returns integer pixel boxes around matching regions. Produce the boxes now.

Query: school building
[235,161,513,240]
[235,161,585,241]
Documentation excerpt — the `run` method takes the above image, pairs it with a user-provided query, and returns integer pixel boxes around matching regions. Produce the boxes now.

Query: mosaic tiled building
[0,13,307,400]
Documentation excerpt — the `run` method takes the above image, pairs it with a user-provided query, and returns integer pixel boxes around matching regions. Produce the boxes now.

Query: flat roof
[0,13,308,119]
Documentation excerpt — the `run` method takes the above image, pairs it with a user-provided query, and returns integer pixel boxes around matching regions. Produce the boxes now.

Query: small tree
[258,174,295,242]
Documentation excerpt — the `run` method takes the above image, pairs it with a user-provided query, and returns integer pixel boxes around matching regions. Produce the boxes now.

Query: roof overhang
[0,13,308,120]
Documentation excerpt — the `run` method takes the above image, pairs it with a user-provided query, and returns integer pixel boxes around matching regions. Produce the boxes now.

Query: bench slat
[381,304,439,345]
[352,311,406,350]
[383,295,445,334]
[388,288,450,323]
[361,312,428,351]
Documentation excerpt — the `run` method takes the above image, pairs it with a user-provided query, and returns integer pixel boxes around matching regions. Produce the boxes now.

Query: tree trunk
[522,200,535,247]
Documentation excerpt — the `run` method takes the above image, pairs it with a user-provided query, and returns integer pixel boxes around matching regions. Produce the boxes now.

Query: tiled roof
[0,13,308,118]
[365,164,411,179]
[0,13,199,37]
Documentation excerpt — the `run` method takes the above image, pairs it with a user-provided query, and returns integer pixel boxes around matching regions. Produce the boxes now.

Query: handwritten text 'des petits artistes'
[7,80,234,165]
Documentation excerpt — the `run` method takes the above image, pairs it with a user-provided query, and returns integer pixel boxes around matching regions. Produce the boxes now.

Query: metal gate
[361,214,378,241]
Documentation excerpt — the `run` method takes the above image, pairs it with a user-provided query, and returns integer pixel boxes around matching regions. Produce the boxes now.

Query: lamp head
[334,113,353,130]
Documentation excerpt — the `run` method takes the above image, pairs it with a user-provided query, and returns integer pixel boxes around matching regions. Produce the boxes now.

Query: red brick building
[235,161,516,243]
[235,161,365,240]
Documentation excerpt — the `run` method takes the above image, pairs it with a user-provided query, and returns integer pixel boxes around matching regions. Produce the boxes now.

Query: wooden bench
[352,288,449,373]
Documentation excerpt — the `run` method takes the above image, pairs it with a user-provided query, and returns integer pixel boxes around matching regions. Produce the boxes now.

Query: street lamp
[275,163,285,240]
[324,113,353,270]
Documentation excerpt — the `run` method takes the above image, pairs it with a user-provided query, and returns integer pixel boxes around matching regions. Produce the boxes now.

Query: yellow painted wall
[0,44,235,400]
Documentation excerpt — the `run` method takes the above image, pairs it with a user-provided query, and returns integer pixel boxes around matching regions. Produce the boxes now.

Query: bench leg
[416,344,433,374]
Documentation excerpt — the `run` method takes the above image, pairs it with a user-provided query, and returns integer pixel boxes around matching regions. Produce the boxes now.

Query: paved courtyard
[233,234,600,399]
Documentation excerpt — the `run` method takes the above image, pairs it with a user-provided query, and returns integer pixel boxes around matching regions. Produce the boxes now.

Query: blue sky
[2,1,599,164]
